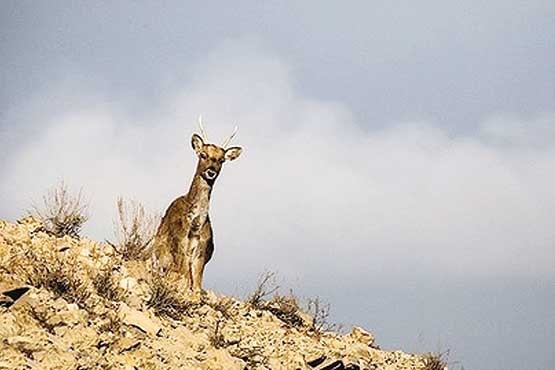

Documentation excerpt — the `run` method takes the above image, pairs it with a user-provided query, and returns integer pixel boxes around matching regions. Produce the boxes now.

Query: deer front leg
[191,236,207,294]
[178,238,193,291]
[191,252,206,293]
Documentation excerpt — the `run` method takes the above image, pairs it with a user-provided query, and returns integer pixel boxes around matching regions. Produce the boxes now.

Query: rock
[2,286,31,307]
[346,326,375,347]
[308,355,327,367]
[319,359,345,370]
[118,303,161,336]
[114,337,142,353]
[119,277,137,291]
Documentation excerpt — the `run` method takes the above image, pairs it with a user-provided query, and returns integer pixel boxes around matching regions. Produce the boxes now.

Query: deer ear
[225,146,242,162]
[191,134,204,154]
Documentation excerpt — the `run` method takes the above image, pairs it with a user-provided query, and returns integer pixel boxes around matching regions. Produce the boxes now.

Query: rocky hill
[0,218,445,370]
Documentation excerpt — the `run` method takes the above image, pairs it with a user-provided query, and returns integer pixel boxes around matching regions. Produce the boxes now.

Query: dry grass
[93,263,123,302]
[247,270,279,308]
[113,197,159,261]
[209,319,227,349]
[422,351,449,370]
[31,181,89,239]
[266,291,304,328]
[97,312,122,335]
[306,297,340,334]
[209,296,235,320]
[14,246,91,309]
[247,272,335,331]
[146,274,193,320]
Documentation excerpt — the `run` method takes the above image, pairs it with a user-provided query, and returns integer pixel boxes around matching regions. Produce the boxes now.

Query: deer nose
[204,169,217,180]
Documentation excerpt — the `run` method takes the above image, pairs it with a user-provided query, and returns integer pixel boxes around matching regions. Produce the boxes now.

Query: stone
[319,359,345,370]
[118,303,161,336]
[346,326,375,347]
[120,277,137,291]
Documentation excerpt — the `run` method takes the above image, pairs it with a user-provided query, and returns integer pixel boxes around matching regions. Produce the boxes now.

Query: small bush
[15,247,91,309]
[93,263,123,302]
[247,270,279,308]
[146,274,193,320]
[31,181,89,239]
[266,291,304,328]
[113,197,159,260]
[306,297,339,334]
[209,296,235,320]
[97,311,122,335]
[423,351,449,370]
[209,319,227,349]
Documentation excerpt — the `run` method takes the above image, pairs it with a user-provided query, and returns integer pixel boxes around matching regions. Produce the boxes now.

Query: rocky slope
[0,218,444,370]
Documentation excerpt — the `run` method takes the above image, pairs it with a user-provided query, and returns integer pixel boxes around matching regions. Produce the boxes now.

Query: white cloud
[1,41,554,285]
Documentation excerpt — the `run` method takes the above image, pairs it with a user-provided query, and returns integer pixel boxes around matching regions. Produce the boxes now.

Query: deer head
[191,115,242,183]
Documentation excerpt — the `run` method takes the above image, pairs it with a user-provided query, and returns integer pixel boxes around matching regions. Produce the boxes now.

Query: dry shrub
[146,274,193,320]
[306,297,340,334]
[209,296,235,320]
[209,319,227,349]
[14,246,91,309]
[247,270,279,308]
[28,306,57,334]
[31,181,89,239]
[97,311,122,335]
[114,197,159,261]
[423,351,449,370]
[266,291,304,328]
[93,263,123,302]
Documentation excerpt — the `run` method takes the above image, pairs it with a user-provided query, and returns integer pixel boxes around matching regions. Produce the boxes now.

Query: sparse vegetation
[93,263,123,302]
[247,270,279,308]
[266,290,304,328]
[422,351,449,370]
[12,245,92,309]
[246,272,339,331]
[209,296,235,320]
[97,312,122,335]
[146,274,194,320]
[209,319,227,349]
[31,180,89,239]
[306,297,340,334]
[113,197,159,260]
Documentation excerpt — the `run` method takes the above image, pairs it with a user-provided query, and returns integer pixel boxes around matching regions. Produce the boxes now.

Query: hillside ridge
[0,217,445,370]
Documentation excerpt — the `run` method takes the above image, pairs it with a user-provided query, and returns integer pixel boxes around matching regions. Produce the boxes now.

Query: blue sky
[1,2,554,369]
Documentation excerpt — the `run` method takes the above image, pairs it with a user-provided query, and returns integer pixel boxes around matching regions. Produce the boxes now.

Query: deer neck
[186,173,213,222]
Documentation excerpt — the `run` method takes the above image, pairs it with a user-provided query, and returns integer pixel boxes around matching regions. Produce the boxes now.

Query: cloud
[1,41,554,286]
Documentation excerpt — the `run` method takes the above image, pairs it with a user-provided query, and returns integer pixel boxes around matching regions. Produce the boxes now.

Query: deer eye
[200,152,208,159]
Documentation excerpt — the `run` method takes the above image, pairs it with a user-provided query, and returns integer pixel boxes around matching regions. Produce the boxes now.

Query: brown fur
[153,133,242,292]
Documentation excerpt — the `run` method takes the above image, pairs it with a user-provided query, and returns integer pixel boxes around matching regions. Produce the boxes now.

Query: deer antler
[198,115,208,141]
[222,125,238,148]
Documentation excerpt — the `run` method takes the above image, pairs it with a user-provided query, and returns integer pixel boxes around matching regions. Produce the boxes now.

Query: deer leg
[191,253,206,293]
[179,239,193,291]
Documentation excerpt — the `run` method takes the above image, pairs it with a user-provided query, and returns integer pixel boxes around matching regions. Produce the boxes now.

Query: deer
[153,116,242,295]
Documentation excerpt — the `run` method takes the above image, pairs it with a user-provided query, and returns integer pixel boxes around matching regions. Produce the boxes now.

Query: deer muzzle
[204,168,218,180]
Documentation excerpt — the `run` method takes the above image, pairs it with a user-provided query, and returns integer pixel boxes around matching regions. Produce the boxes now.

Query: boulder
[118,303,161,336]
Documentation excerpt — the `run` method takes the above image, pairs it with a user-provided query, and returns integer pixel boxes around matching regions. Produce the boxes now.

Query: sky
[1,1,555,369]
